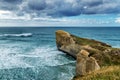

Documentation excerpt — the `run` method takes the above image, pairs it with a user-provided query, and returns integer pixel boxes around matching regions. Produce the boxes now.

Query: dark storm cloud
[3,0,22,4]
[0,0,23,10]
[24,0,120,17]
[0,0,120,17]
[28,0,46,10]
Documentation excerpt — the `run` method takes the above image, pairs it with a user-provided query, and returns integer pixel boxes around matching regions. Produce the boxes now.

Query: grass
[73,65,120,80]
[71,34,120,80]
[56,31,120,80]
[66,33,120,80]
[71,34,111,47]
[71,34,120,66]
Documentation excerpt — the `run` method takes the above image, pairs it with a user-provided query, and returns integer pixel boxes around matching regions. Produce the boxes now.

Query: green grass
[69,34,120,80]
[71,34,111,47]
[71,34,120,66]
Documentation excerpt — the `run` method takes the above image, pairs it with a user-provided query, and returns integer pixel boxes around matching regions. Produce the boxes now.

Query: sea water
[0,27,120,80]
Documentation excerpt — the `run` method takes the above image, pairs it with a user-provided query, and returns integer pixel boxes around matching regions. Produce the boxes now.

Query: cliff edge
[55,30,120,79]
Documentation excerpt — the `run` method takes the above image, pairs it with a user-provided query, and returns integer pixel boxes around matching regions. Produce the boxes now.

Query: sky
[0,0,120,27]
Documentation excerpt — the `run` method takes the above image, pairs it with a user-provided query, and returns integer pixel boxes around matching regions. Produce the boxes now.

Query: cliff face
[56,30,77,58]
[55,30,120,77]
[76,50,100,76]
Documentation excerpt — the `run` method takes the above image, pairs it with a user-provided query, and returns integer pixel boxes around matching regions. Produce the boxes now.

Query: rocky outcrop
[76,50,100,76]
[56,30,75,47]
[56,30,100,76]
[55,30,120,77]
[56,30,80,58]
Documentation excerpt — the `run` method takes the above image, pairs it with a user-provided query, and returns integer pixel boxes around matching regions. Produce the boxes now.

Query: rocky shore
[55,30,120,79]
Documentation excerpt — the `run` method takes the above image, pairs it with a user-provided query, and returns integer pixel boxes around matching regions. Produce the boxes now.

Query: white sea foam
[0,33,32,37]
[0,45,33,69]
[0,44,75,69]
[16,46,75,67]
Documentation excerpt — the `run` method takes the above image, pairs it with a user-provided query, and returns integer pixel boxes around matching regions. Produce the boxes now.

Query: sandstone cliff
[55,30,120,78]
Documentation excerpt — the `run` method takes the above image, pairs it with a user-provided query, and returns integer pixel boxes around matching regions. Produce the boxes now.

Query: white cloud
[0,10,11,14]
[0,10,118,27]
[115,17,120,23]
[0,10,14,19]
[0,10,32,20]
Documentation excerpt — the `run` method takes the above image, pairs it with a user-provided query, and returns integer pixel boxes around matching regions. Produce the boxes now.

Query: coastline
[56,30,120,80]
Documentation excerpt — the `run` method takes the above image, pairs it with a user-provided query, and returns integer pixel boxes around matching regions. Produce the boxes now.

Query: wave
[0,46,33,69]
[16,46,75,67]
[0,33,32,37]
[0,44,75,69]
[0,44,75,80]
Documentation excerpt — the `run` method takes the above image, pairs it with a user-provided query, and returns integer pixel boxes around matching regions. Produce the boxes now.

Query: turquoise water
[0,27,120,80]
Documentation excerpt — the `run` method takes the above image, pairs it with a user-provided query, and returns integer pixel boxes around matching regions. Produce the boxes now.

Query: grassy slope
[71,34,120,80]
[71,34,120,66]
[73,66,120,80]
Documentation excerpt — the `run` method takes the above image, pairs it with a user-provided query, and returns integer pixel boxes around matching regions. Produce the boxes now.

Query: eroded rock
[55,30,120,77]
[56,30,75,48]
[56,30,100,76]
[56,30,79,58]
[76,50,100,76]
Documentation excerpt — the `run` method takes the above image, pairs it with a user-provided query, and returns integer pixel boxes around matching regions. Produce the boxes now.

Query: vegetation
[71,34,120,80]
[73,66,120,80]
[71,34,120,66]
[71,34,111,47]
[56,31,120,80]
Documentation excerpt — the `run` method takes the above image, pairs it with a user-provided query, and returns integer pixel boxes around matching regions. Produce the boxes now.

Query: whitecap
[16,46,75,67]
[0,44,75,69]
[0,46,33,69]
[0,33,32,37]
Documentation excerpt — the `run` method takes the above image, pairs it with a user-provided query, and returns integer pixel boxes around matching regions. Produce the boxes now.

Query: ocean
[0,27,120,80]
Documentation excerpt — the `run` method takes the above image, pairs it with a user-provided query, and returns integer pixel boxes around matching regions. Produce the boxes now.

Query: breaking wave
[0,33,32,37]
[0,45,75,69]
